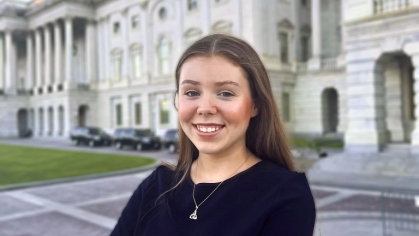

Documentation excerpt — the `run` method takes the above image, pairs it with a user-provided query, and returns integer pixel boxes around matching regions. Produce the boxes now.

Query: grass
[294,158,317,173]
[290,137,344,153]
[290,137,344,172]
[0,144,156,186]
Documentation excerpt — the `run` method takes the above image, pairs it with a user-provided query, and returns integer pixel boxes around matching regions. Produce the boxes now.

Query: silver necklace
[189,154,250,220]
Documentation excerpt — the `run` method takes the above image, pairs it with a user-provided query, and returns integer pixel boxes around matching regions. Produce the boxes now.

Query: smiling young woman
[111,34,316,236]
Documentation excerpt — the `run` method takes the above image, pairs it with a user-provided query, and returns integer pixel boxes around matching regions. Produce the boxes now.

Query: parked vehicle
[163,129,178,153]
[113,128,161,150]
[70,127,113,147]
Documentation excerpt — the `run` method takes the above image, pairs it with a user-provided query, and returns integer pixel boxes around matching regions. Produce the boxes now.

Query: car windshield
[135,129,153,136]
[89,128,105,135]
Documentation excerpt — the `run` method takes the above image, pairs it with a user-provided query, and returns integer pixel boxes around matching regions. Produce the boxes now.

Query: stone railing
[321,57,338,70]
[296,62,308,72]
[374,0,412,14]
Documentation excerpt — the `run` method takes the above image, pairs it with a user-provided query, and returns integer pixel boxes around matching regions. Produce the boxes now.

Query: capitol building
[0,0,418,153]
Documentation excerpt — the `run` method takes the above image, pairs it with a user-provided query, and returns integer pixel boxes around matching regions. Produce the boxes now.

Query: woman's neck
[191,148,260,184]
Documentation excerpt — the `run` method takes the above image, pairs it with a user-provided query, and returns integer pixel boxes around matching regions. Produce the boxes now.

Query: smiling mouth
[195,125,224,133]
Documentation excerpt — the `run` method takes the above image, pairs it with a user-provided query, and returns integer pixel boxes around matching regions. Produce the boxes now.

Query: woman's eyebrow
[214,81,240,87]
[181,79,200,85]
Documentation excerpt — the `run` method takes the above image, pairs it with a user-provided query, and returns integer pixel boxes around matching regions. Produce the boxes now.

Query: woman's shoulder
[136,165,176,190]
[254,160,313,196]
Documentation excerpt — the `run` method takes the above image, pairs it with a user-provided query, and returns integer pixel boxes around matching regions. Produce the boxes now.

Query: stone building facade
[1,0,419,153]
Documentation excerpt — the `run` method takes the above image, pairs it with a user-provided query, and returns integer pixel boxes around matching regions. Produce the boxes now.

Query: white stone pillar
[32,108,38,137]
[0,34,4,91]
[44,25,51,90]
[44,107,50,136]
[35,29,42,89]
[121,10,129,80]
[409,55,419,151]
[54,21,61,88]
[292,0,300,61]
[4,30,15,93]
[65,17,73,87]
[309,0,322,70]
[96,19,103,81]
[26,33,34,90]
[345,57,387,153]
[140,4,150,81]
[54,106,60,136]
[85,19,96,83]
[202,0,210,35]
[104,16,110,81]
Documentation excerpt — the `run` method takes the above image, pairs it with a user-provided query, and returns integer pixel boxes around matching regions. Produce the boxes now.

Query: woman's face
[177,55,258,157]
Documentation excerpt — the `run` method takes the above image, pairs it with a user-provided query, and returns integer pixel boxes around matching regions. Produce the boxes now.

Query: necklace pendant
[189,208,198,220]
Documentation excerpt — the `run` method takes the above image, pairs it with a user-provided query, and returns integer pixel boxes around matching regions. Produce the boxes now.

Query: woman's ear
[174,93,179,110]
[251,106,258,117]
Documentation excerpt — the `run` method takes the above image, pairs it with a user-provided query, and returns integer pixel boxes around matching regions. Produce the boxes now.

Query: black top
[111,160,316,236]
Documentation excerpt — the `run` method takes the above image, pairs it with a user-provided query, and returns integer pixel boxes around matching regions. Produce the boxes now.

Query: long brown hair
[165,34,295,190]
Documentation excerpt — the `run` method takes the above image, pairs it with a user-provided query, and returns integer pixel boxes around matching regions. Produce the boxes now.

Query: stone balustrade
[321,58,338,70]
[374,0,412,14]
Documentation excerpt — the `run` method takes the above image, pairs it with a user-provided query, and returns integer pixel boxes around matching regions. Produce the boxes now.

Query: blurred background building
[0,0,418,154]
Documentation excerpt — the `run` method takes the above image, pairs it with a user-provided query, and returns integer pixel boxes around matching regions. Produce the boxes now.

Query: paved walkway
[2,138,419,235]
[1,171,417,236]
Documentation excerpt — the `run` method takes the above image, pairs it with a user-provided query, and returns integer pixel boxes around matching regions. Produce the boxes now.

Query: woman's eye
[219,91,234,97]
[185,91,200,97]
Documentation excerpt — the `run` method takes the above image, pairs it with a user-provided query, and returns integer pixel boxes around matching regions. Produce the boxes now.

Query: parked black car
[163,129,178,153]
[70,127,113,147]
[113,128,161,150]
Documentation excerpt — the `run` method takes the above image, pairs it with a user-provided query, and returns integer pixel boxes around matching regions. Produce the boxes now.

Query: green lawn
[0,144,156,186]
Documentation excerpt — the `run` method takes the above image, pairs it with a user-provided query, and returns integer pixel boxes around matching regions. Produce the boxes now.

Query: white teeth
[197,125,221,133]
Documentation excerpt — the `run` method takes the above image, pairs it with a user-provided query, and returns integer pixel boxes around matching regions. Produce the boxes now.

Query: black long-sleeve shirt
[111,160,316,236]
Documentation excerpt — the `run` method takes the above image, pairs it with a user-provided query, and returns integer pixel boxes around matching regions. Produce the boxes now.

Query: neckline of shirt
[187,160,265,187]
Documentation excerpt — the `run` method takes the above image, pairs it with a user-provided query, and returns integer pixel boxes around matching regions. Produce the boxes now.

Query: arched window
[211,20,233,34]
[158,37,171,75]
[130,44,142,80]
[111,48,123,81]
[184,28,202,47]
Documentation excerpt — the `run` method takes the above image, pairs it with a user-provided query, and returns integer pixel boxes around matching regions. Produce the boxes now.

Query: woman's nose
[197,95,217,115]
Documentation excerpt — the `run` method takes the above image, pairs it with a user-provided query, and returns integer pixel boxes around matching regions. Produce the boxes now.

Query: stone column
[54,21,62,88]
[65,17,73,87]
[292,0,300,61]
[202,0,210,35]
[0,34,4,91]
[26,33,34,90]
[405,42,419,152]
[140,4,150,81]
[345,53,386,153]
[54,106,60,136]
[309,0,322,70]
[4,30,15,93]
[85,19,96,83]
[104,16,110,81]
[33,108,38,137]
[44,107,50,136]
[96,19,103,81]
[35,28,42,89]
[121,10,129,80]
[44,25,51,90]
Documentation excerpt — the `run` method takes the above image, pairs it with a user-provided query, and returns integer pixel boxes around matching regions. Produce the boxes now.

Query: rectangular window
[132,53,142,79]
[116,104,122,126]
[279,32,289,63]
[187,0,198,11]
[301,36,309,62]
[160,100,170,125]
[282,93,291,122]
[113,22,120,34]
[134,102,142,125]
[131,15,139,29]
[113,57,122,81]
